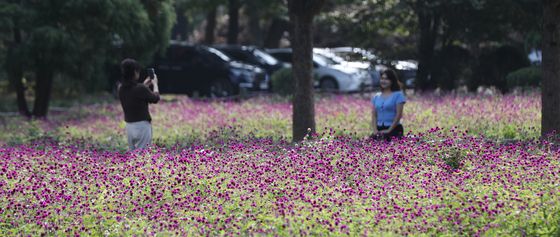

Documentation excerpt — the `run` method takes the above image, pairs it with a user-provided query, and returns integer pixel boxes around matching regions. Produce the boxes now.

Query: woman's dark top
[118,82,160,123]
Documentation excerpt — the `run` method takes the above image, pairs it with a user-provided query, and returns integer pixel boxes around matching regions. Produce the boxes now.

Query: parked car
[265,48,371,92]
[213,45,287,75]
[314,48,382,88]
[213,45,289,91]
[150,43,266,97]
[330,47,380,62]
[331,47,417,89]
[389,60,418,88]
[528,49,541,65]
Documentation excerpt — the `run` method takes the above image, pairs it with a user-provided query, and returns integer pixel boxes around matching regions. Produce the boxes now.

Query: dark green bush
[506,66,541,90]
[442,147,465,171]
[432,45,473,91]
[470,45,530,93]
[271,67,294,96]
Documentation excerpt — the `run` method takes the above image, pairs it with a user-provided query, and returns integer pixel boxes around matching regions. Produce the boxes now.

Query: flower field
[1,93,542,148]
[1,93,558,236]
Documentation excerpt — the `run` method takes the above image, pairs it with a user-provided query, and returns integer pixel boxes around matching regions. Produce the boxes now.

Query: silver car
[266,48,371,92]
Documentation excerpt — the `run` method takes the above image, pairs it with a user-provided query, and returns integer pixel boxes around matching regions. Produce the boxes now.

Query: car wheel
[320,77,338,92]
[209,78,235,98]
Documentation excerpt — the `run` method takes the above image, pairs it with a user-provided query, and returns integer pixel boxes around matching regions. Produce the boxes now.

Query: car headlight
[230,68,243,77]
[238,70,256,83]
[253,67,264,74]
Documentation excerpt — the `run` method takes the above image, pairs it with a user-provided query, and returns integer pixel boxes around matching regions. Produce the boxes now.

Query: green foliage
[506,66,542,90]
[0,0,176,96]
[432,45,472,90]
[496,193,560,236]
[271,67,294,96]
[320,0,417,59]
[5,120,54,146]
[470,45,530,92]
[430,144,466,171]
[317,0,542,92]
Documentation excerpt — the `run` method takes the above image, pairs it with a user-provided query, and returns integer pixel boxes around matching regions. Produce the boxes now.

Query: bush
[506,66,541,90]
[470,45,530,93]
[271,67,294,96]
[432,45,472,91]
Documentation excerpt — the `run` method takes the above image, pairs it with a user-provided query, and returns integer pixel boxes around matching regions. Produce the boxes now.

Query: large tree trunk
[8,67,30,117]
[542,0,560,138]
[172,7,188,41]
[245,2,262,46]
[227,0,240,44]
[415,9,440,92]
[264,17,290,48]
[204,7,217,45]
[287,0,325,142]
[32,68,54,118]
[8,26,31,117]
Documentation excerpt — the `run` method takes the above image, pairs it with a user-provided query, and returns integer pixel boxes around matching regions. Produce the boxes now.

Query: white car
[266,48,371,92]
[331,47,416,88]
[315,48,385,88]
[528,49,541,65]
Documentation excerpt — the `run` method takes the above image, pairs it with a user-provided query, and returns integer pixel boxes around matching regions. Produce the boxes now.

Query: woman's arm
[386,103,404,132]
[151,75,160,95]
[142,75,160,103]
[372,104,378,135]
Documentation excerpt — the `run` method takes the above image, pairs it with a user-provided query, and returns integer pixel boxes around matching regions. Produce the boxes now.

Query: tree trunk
[204,7,217,45]
[415,9,440,92]
[246,2,262,46]
[172,7,188,41]
[264,17,290,48]
[542,0,560,138]
[288,0,325,142]
[227,0,240,44]
[8,67,30,117]
[8,26,31,117]
[32,68,54,118]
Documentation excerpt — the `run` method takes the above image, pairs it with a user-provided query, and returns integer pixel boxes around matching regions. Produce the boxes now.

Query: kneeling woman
[371,69,406,141]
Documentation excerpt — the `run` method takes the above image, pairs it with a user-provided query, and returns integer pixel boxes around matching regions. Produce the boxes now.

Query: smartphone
[147,68,155,79]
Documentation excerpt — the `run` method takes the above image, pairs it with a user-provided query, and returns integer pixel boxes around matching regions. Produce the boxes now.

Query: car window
[165,47,186,61]
[195,48,228,65]
[335,52,363,61]
[165,47,199,64]
[315,51,345,64]
[254,49,279,65]
[206,47,231,62]
[313,54,332,67]
[270,52,292,63]
[221,49,250,62]
[400,70,417,79]
[334,50,377,61]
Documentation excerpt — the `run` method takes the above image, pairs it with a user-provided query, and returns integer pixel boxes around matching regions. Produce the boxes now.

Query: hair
[120,58,141,84]
[381,69,402,92]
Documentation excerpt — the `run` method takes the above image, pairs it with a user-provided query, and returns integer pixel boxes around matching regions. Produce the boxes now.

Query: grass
[0,92,558,236]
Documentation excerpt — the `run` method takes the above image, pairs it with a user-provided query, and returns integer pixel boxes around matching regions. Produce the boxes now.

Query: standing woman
[118,58,160,150]
[371,69,406,141]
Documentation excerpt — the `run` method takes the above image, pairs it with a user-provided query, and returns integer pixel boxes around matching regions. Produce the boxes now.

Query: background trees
[0,0,175,118]
[287,0,326,142]
[542,0,560,137]
[317,0,542,92]
[0,0,554,139]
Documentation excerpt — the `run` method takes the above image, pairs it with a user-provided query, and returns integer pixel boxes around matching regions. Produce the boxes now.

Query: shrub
[437,146,465,171]
[432,45,473,91]
[271,67,294,96]
[470,45,530,93]
[506,66,541,90]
